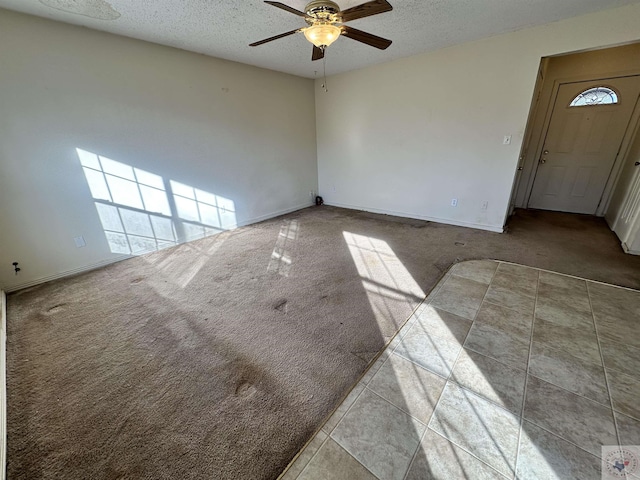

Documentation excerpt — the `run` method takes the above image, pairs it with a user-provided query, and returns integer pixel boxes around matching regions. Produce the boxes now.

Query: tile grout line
[300,262,635,480]
[446,374,524,417]
[482,298,536,317]
[501,272,614,410]
[400,263,499,480]
[402,262,501,479]
[426,428,513,479]
[462,332,527,371]
[296,430,383,480]
[613,408,640,424]
[315,277,434,438]
[512,267,540,480]
[324,381,367,437]
[445,261,521,477]
[363,275,439,379]
[524,370,615,410]
[333,386,420,480]
[585,281,624,455]
[298,386,380,480]
[293,380,370,478]
[516,277,631,410]
[499,260,640,293]
[366,365,451,425]
[363,386,427,429]
[311,263,636,480]
[401,418,431,480]
[429,261,502,322]
[300,268,457,480]
[521,415,613,461]
[290,434,331,480]
[391,351,452,381]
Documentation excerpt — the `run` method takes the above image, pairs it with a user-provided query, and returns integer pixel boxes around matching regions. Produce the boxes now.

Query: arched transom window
[569,86,619,107]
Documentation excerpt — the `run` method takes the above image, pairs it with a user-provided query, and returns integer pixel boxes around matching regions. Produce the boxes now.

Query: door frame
[513,69,640,216]
[622,213,640,254]
[523,73,640,215]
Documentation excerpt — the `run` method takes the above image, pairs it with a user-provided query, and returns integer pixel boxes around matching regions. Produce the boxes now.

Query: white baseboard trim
[235,202,313,227]
[2,202,314,293]
[3,256,131,293]
[324,201,505,233]
[0,291,6,480]
[622,242,640,255]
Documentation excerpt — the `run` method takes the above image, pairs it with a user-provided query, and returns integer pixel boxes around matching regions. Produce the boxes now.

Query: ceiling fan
[249,0,393,61]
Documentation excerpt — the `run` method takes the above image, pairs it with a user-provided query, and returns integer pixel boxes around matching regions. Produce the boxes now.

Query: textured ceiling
[1,0,639,78]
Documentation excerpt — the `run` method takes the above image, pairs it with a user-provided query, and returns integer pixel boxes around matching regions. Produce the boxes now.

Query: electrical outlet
[309,190,315,198]
[503,135,512,145]
[451,198,458,207]
[481,201,488,210]
[74,236,86,248]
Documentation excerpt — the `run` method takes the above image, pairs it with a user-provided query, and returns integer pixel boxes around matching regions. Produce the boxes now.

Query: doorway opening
[527,76,639,214]
[511,42,640,252]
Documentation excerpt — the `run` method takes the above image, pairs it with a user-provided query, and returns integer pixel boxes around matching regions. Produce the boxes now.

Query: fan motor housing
[305,0,340,22]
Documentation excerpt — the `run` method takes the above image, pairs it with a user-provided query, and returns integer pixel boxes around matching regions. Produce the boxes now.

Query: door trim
[601,92,640,215]
[514,69,640,216]
[523,74,640,215]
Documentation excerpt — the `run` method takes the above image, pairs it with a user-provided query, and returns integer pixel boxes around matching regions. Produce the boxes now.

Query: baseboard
[3,256,131,293]
[324,201,505,233]
[2,202,314,293]
[622,242,640,255]
[235,202,313,227]
[0,291,6,480]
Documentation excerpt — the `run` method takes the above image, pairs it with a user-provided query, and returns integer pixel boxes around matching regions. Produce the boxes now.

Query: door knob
[539,150,549,164]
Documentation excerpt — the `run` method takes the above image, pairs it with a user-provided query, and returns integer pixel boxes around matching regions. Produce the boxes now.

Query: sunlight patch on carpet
[268,220,299,277]
[343,231,424,339]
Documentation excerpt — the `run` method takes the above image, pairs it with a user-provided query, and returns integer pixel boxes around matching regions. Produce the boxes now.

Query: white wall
[316,3,640,232]
[0,9,317,290]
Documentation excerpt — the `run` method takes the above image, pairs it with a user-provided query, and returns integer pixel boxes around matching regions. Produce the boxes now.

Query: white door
[613,160,640,254]
[529,76,640,214]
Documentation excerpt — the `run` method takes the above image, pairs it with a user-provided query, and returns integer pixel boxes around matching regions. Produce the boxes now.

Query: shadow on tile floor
[280,260,640,480]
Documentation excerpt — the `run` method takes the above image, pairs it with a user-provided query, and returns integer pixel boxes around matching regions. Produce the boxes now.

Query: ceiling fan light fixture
[303,24,341,48]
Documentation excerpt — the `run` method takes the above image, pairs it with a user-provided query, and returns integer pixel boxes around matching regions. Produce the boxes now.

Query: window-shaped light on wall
[569,87,618,107]
[170,180,236,233]
[78,148,176,254]
[77,148,236,256]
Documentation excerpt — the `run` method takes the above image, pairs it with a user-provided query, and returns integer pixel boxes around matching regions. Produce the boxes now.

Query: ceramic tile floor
[279,260,640,480]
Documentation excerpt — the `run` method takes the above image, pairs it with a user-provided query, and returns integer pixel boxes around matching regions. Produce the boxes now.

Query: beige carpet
[6,206,640,479]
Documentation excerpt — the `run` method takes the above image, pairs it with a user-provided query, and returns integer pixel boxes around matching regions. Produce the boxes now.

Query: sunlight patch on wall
[39,0,121,20]
[78,148,235,256]
[343,232,424,338]
[170,180,237,233]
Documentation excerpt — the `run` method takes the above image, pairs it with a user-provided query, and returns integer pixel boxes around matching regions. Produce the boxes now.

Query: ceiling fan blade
[249,28,303,47]
[340,26,392,50]
[312,45,325,61]
[264,1,308,17]
[339,0,393,23]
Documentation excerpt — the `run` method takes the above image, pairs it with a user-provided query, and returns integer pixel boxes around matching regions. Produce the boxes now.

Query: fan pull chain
[321,48,328,93]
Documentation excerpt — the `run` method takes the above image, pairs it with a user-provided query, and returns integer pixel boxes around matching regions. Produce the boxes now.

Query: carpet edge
[0,291,6,480]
